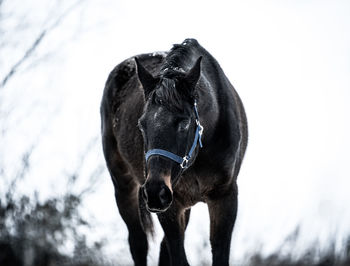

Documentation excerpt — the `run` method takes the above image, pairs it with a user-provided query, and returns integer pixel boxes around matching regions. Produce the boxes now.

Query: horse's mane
[149,44,195,112]
[161,44,190,71]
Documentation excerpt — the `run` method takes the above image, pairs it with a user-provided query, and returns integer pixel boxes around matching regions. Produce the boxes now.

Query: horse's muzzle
[141,180,173,213]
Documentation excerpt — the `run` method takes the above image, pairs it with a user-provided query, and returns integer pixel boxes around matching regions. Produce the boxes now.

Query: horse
[100,38,248,266]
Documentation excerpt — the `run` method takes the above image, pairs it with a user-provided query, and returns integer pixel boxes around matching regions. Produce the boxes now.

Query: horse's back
[101,52,167,118]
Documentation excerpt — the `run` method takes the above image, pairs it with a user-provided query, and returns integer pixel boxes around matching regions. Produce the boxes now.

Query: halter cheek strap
[145,101,203,169]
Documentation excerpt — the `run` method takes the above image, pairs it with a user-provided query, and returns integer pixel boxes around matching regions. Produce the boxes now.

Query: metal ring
[180,156,189,169]
[199,124,204,135]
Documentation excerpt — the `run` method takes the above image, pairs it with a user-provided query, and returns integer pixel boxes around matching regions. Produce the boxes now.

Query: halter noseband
[145,101,203,169]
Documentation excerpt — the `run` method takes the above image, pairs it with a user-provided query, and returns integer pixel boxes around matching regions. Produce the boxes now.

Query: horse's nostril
[159,186,172,207]
[159,188,167,202]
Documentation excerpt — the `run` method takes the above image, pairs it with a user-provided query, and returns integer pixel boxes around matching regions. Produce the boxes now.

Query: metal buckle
[199,124,203,136]
[196,120,204,136]
[180,156,189,169]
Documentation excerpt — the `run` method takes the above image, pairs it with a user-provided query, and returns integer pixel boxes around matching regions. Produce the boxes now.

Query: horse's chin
[146,205,171,213]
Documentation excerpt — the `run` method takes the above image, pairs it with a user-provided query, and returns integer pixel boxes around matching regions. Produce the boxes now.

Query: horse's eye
[178,119,190,131]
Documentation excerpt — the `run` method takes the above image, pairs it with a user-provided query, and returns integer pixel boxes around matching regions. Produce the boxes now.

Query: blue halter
[145,101,203,169]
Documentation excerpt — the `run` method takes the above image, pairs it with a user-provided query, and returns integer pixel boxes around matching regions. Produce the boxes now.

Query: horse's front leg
[207,184,238,266]
[157,202,190,266]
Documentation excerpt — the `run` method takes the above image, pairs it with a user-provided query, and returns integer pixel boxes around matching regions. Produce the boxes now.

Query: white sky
[1,0,350,265]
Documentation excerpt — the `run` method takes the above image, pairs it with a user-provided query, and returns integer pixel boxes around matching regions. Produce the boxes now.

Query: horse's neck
[197,77,219,146]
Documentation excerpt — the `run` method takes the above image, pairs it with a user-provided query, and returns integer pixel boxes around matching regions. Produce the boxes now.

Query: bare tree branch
[0,30,47,88]
[5,143,35,203]
[65,136,100,188]
[0,0,85,89]
[78,164,106,198]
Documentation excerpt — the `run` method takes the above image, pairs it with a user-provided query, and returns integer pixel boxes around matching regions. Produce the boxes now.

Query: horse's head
[135,57,202,213]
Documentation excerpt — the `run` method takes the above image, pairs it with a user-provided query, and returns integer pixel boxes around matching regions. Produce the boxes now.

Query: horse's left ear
[184,56,202,94]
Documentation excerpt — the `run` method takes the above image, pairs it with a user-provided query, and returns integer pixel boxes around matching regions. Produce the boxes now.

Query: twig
[0,30,47,88]
[0,0,85,89]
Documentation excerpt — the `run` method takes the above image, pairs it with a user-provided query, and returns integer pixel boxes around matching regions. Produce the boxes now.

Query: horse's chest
[174,168,234,207]
[173,174,213,207]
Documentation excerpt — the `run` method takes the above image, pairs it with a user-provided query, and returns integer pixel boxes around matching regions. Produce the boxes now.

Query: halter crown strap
[145,101,203,169]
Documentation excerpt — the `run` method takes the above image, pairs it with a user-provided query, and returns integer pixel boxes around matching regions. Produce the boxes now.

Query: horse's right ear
[135,57,159,97]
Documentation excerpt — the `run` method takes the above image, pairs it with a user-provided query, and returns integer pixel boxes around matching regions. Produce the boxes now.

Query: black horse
[100,38,248,266]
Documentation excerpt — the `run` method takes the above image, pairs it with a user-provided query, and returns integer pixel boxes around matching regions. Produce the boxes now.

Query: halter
[145,101,203,169]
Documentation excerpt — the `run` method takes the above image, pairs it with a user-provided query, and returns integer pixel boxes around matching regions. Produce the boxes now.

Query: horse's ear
[184,56,202,94]
[135,57,158,97]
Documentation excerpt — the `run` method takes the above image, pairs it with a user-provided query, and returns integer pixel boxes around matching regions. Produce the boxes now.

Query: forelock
[151,77,189,112]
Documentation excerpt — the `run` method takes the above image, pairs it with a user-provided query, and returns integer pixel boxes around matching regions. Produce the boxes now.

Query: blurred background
[1,0,349,265]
